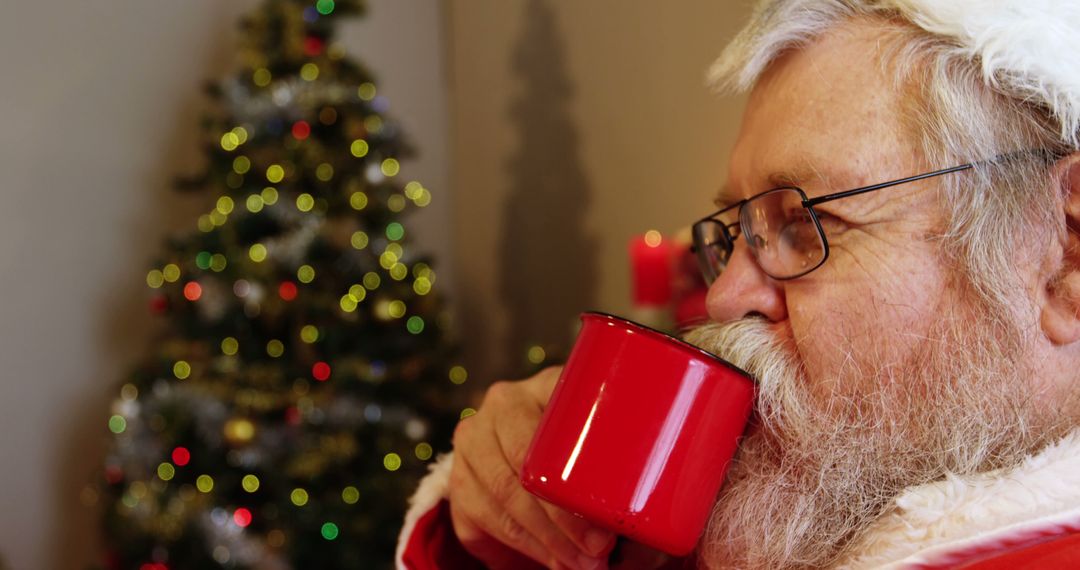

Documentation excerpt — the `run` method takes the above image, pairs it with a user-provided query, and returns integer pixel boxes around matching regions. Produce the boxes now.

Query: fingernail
[584,528,614,556]
[576,554,606,570]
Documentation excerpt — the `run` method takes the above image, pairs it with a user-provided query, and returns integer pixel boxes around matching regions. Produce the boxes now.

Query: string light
[109,415,127,434]
[173,361,191,380]
[261,186,279,204]
[291,488,309,506]
[157,463,176,481]
[217,196,235,215]
[350,139,369,158]
[172,447,191,466]
[449,366,468,384]
[321,522,339,540]
[196,475,214,493]
[233,508,252,527]
[266,164,285,183]
[297,265,315,283]
[460,407,477,419]
[415,443,433,460]
[163,264,181,282]
[363,272,380,290]
[146,270,164,289]
[349,191,368,210]
[242,474,260,493]
[350,231,369,250]
[316,0,335,15]
[312,362,331,381]
[406,316,425,334]
[300,63,320,81]
[387,195,406,212]
[249,244,268,262]
[316,163,334,181]
[266,340,284,358]
[341,486,360,504]
[233,156,251,174]
[527,345,547,364]
[210,254,227,272]
[383,453,402,471]
[253,68,272,87]
[358,82,376,101]
[380,158,400,177]
[296,193,315,212]
[300,325,319,343]
[292,121,311,140]
[221,337,239,355]
[413,277,432,296]
[279,281,298,301]
[183,282,202,301]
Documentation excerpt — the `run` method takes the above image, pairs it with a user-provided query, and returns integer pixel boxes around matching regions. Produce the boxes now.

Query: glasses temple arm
[803,163,974,207]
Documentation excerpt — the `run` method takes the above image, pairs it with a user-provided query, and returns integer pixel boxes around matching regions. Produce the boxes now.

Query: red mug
[519,312,755,556]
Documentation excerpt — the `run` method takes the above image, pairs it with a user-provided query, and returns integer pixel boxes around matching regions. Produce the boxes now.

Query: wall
[0,2,449,568]
[445,1,751,383]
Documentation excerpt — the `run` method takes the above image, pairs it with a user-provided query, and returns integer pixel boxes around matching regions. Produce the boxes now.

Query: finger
[536,499,617,559]
[453,453,562,568]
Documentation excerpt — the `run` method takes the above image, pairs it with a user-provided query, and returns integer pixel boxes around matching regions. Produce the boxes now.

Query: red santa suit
[396,430,1080,569]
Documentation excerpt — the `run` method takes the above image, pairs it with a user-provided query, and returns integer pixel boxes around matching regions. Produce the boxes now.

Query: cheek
[786,250,950,392]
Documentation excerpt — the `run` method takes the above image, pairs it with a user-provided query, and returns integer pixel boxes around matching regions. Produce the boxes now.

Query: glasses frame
[692,162,977,282]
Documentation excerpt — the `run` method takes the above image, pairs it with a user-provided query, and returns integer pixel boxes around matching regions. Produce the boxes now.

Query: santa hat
[711,0,1080,147]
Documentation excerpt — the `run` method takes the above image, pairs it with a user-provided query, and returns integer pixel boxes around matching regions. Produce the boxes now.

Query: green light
[386,223,405,241]
[321,522,340,540]
[316,0,335,15]
[195,251,212,270]
[157,462,176,481]
[460,407,477,420]
[108,415,127,434]
[406,316,425,334]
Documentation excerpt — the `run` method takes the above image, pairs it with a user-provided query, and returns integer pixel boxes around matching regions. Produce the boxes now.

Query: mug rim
[582,311,756,384]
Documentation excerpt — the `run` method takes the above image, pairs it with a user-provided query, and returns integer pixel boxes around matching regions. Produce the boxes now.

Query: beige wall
[446,1,751,383]
[0,2,449,568]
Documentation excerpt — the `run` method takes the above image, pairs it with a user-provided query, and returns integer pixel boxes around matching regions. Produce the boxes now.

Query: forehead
[727,19,920,197]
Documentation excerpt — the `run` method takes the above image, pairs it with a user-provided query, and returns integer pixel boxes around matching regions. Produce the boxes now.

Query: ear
[1041,153,1080,345]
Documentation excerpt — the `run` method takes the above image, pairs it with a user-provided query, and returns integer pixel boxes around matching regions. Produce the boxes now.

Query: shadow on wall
[498,0,597,371]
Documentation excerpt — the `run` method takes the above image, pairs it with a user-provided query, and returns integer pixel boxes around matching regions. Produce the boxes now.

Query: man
[398,1,1080,568]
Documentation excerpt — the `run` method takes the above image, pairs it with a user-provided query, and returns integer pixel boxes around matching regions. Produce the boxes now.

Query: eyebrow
[712,167,831,209]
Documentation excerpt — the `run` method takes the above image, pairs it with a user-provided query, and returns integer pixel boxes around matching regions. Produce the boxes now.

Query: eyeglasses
[691,163,978,282]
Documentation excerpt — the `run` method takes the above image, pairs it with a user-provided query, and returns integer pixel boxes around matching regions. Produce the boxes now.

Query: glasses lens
[739,188,826,279]
[691,218,731,283]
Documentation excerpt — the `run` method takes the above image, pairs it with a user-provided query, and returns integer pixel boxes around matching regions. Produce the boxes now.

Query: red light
[172,447,190,466]
[304,36,325,57]
[292,121,311,140]
[313,361,331,381]
[285,406,301,425]
[279,281,298,301]
[183,282,202,301]
[234,507,252,527]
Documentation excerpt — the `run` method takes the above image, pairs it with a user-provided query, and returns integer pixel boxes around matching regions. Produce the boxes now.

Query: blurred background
[0,1,749,568]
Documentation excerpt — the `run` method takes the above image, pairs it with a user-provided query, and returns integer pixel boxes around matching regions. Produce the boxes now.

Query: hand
[448,367,616,570]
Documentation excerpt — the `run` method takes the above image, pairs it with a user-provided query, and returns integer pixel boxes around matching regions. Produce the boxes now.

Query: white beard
[682,308,1072,570]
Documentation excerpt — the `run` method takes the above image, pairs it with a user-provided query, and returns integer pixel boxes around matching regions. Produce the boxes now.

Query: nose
[705,241,788,323]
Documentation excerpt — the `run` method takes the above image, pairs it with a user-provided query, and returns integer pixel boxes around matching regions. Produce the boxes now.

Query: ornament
[223,417,257,446]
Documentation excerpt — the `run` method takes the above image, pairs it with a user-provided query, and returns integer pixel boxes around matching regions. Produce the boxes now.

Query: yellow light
[413,263,431,278]
[266,340,284,358]
[315,163,334,181]
[387,195,406,212]
[349,191,368,210]
[413,277,432,296]
[266,164,285,183]
[415,443,433,461]
[216,196,235,215]
[364,116,383,134]
[233,156,251,174]
[147,269,165,289]
[209,210,227,226]
[350,231,369,250]
[341,486,360,504]
[246,194,264,213]
[358,82,376,101]
[157,463,176,481]
[242,474,260,493]
[379,252,397,269]
[197,215,214,232]
[449,366,468,384]
[297,265,315,283]
[232,127,249,144]
[644,230,663,247]
[221,337,239,355]
[350,139,369,158]
[460,408,477,420]
[339,294,358,312]
[121,383,138,401]
[173,361,191,380]
[380,158,400,177]
[130,481,147,500]
[196,475,214,493]
[363,272,380,290]
[221,132,239,151]
[301,63,319,81]
[249,243,268,262]
[404,181,423,200]
[415,189,432,207]
[300,325,319,344]
[383,453,402,471]
[527,345,547,364]
[226,172,243,189]
[390,264,407,281]
[261,187,279,204]
[210,254,227,272]
[253,68,272,87]
[296,193,315,212]
[386,243,403,257]
[328,42,346,59]
[348,284,367,302]
[290,488,309,506]
[163,264,181,282]
[388,300,406,318]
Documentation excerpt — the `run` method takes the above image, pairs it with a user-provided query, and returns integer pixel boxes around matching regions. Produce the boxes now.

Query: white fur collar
[837,429,1080,568]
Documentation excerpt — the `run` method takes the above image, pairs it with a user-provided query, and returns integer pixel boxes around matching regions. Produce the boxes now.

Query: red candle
[630,231,673,307]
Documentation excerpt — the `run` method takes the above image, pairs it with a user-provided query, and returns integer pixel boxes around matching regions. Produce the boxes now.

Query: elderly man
[398,1,1080,568]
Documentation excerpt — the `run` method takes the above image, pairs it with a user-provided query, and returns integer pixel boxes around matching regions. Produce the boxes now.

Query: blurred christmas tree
[98,1,466,568]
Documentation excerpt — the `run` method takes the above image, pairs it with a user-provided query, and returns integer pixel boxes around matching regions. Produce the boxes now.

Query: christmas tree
[99,1,465,568]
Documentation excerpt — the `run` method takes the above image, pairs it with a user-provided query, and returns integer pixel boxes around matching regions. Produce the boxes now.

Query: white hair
[709,0,1080,317]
